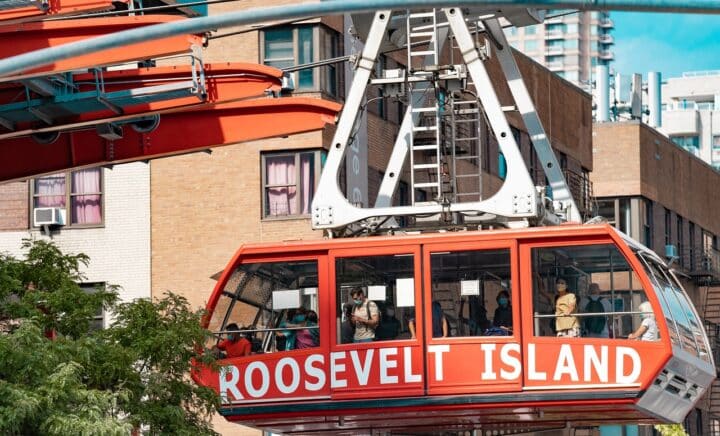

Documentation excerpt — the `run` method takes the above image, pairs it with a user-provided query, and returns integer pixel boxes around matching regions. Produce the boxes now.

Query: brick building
[592,120,720,434]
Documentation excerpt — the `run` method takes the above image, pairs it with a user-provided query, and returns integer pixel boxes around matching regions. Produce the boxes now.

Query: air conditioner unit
[665,244,678,259]
[33,207,66,227]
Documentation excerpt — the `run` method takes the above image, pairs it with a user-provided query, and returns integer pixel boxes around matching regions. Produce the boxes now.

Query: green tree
[0,239,219,435]
[655,424,688,436]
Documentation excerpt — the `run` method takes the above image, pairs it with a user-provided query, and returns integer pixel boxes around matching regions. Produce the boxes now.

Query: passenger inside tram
[214,323,252,358]
[578,283,612,338]
[295,309,320,348]
[487,290,512,335]
[629,301,658,341]
[350,288,380,343]
[375,305,401,340]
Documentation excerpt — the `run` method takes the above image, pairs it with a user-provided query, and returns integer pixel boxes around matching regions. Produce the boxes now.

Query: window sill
[31,224,105,230]
[261,215,312,222]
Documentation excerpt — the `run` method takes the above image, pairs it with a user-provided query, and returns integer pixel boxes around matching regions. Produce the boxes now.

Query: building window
[712,135,720,150]
[32,168,103,227]
[524,40,538,52]
[664,207,671,246]
[524,25,537,35]
[677,216,684,268]
[262,150,325,218]
[261,25,341,96]
[670,135,700,152]
[643,199,653,249]
[375,54,387,119]
[80,283,105,331]
[689,222,695,270]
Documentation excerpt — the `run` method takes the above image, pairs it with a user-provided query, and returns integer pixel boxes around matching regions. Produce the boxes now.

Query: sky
[611,12,720,78]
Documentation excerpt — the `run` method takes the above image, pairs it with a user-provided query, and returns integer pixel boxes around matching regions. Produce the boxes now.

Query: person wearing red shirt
[217,323,251,358]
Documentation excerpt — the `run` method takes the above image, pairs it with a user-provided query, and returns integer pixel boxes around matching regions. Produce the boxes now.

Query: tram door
[329,245,425,400]
[423,240,523,395]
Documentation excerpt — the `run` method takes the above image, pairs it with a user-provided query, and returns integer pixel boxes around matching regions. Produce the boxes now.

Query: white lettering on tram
[276,357,300,394]
[616,347,641,384]
[379,348,398,384]
[217,344,644,402]
[304,354,325,391]
[528,343,547,380]
[480,344,496,380]
[500,343,522,380]
[584,345,609,383]
[554,344,579,381]
[350,349,374,386]
[404,346,422,383]
[330,351,347,388]
[428,344,450,381]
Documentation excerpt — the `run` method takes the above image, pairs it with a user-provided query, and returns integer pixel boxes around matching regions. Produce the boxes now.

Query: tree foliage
[655,424,688,436]
[0,239,219,435]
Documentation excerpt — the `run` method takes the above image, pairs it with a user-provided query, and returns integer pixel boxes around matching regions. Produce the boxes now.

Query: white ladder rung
[410,31,435,38]
[411,107,437,113]
[409,11,435,18]
[411,50,436,57]
[414,182,440,189]
[413,144,439,151]
[414,163,439,170]
[413,125,437,132]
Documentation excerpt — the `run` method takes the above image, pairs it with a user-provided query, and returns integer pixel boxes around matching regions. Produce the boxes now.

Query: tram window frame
[638,254,708,359]
[530,242,650,339]
[428,248,514,339]
[333,248,419,346]
[207,257,321,356]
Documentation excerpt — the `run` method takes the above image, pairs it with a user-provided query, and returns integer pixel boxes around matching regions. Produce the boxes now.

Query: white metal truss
[311,8,575,234]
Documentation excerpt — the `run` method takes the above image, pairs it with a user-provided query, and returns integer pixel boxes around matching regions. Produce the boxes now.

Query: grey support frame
[311,8,579,234]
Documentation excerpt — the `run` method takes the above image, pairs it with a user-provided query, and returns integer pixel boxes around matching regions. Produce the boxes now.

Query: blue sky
[611,12,720,78]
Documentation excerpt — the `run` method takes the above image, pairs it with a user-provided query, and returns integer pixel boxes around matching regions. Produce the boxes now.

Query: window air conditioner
[33,207,66,227]
[665,244,678,259]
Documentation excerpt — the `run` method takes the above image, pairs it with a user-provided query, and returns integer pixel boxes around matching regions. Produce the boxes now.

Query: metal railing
[704,320,720,371]
[676,247,720,282]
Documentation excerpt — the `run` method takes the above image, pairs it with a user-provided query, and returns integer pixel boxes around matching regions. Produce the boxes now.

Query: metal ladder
[406,10,442,205]
[448,96,483,203]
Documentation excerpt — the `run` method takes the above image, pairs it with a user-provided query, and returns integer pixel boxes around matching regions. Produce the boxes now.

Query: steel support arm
[1,0,719,77]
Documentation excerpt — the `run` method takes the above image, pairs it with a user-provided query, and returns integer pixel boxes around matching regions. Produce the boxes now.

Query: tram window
[430,249,512,337]
[335,254,414,344]
[532,244,649,339]
[639,256,706,359]
[206,260,319,355]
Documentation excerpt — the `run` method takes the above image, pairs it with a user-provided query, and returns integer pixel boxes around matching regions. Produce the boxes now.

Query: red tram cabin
[193,224,715,434]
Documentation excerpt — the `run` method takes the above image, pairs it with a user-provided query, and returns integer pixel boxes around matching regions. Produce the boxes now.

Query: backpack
[584,298,606,334]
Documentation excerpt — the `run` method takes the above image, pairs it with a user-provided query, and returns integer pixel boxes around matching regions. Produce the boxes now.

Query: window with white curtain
[262,150,325,218]
[32,168,103,226]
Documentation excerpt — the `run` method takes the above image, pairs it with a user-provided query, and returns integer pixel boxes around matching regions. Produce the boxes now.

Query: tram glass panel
[335,254,414,343]
[638,254,709,360]
[532,243,651,339]
[206,260,319,354]
[429,249,512,337]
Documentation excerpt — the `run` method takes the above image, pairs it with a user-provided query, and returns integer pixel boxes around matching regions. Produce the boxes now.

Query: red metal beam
[0,0,126,24]
[0,63,284,137]
[0,16,202,74]
[0,97,340,182]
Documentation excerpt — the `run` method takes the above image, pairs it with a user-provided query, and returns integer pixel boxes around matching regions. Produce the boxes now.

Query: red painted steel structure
[0,16,203,74]
[0,0,125,24]
[194,224,715,434]
[0,96,339,182]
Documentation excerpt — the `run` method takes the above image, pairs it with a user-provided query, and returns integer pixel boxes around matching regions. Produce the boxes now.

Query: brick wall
[0,181,28,230]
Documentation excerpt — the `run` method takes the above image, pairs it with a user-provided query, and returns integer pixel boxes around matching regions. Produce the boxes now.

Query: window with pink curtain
[33,169,102,226]
[71,168,102,224]
[264,151,317,217]
[34,174,66,208]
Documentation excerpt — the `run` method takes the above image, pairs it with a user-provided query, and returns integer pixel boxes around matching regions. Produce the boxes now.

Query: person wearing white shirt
[629,301,658,341]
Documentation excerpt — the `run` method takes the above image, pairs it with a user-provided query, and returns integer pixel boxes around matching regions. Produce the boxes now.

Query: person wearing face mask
[580,283,612,338]
[629,301,658,341]
[296,310,319,349]
[350,288,380,343]
[554,278,579,337]
[492,290,513,332]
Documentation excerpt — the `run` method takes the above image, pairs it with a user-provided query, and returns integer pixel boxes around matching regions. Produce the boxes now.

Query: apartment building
[660,71,720,170]
[504,10,614,88]
[592,120,720,435]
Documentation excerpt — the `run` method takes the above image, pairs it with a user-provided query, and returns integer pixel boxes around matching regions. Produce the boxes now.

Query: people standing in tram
[431,301,449,338]
[276,308,305,351]
[375,305,400,340]
[629,301,658,341]
[492,290,513,332]
[579,283,612,338]
[341,303,355,344]
[554,278,580,337]
[350,288,379,343]
[296,310,320,348]
[216,323,252,358]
